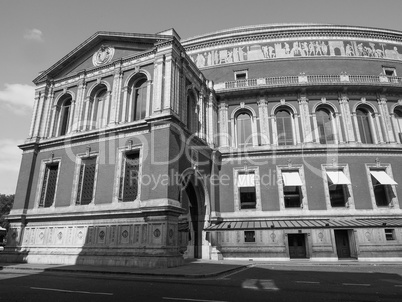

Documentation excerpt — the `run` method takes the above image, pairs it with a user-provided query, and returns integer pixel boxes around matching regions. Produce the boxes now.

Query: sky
[1,0,402,194]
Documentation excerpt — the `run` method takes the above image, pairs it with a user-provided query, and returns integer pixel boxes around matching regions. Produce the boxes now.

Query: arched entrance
[179,171,209,259]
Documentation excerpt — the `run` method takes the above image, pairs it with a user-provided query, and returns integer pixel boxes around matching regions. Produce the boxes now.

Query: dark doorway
[288,234,307,258]
[334,230,351,258]
[186,181,201,259]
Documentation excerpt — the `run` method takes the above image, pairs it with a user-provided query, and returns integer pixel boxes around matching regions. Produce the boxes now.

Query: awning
[370,171,398,185]
[326,171,351,185]
[282,171,303,186]
[205,218,402,230]
[238,173,255,187]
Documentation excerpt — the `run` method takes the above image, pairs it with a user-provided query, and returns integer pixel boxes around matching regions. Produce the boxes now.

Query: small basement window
[244,231,255,242]
[385,229,396,241]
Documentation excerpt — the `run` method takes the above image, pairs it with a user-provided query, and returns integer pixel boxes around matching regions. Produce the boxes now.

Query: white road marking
[296,281,320,284]
[163,298,228,302]
[30,287,113,295]
[342,283,371,287]
[217,266,252,279]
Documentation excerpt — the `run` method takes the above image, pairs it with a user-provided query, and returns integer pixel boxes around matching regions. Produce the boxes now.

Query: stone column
[258,98,270,145]
[82,97,91,130]
[218,103,229,147]
[294,113,301,144]
[67,99,76,134]
[152,56,165,113]
[377,97,395,143]
[43,87,55,138]
[33,92,46,137]
[373,112,384,143]
[48,105,59,137]
[311,112,319,143]
[271,115,278,145]
[338,95,356,142]
[163,55,172,111]
[73,78,87,132]
[298,95,313,143]
[206,90,218,147]
[198,91,206,139]
[28,93,40,138]
[103,90,112,127]
[109,65,123,125]
[121,86,129,123]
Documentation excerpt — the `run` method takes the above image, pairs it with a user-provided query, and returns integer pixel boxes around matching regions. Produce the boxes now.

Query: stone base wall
[2,215,184,268]
[212,227,402,260]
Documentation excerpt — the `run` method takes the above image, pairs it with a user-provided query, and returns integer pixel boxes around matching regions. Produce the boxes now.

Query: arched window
[394,107,402,142]
[316,108,335,144]
[187,92,198,133]
[276,109,294,145]
[356,108,374,144]
[131,78,148,121]
[236,112,253,148]
[59,97,72,136]
[92,87,107,129]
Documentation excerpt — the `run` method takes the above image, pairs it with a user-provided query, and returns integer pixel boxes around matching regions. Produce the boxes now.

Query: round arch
[178,168,211,260]
[124,69,151,87]
[54,90,75,106]
[86,81,111,97]
[271,102,298,116]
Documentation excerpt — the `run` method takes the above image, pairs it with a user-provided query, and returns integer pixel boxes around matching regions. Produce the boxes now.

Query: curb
[0,264,250,279]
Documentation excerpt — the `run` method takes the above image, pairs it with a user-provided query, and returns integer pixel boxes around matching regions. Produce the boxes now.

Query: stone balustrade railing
[214,74,402,91]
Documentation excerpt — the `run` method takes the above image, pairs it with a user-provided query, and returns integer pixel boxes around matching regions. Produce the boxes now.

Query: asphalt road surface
[0,264,401,301]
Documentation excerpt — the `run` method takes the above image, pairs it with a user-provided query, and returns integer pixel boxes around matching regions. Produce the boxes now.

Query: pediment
[34,31,174,84]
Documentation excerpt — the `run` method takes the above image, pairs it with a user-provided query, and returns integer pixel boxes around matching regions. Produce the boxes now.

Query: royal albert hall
[3,24,402,267]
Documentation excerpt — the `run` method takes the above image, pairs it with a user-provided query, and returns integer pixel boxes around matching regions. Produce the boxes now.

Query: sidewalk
[1,259,402,278]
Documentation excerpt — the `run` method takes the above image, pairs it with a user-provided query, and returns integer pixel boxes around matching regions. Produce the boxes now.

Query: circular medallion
[11,232,17,239]
[154,229,161,238]
[122,230,129,238]
[270,232,276,242]
[99,231,105,240]
[77,231,83,239]
[92,45,115,67]
[318,232,324,241]
[39,232,44,239]
[57,232,63,240]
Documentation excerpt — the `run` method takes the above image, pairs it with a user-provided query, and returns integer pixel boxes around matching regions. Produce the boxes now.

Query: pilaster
[338,95,356,142]
[218,103,229,147]
[257,98,270,145]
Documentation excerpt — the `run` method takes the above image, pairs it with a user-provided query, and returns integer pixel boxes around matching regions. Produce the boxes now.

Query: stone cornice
[182,24,402,52]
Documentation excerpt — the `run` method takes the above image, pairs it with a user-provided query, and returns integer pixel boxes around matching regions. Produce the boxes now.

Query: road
[0,264,402,301]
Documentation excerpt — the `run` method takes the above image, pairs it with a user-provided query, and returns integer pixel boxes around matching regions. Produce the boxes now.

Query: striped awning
[205,218,402,230]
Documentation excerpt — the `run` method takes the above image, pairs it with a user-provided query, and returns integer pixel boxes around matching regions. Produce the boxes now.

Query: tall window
[281,171,303,208]
[119,151,140,202]
[39,163,59,208]
[326,170,351,207]
[276,110,294,145]
[132,78,147,121]
[369,169,397,207]
[236,113,253,148]
[356,108,374,144]
[187,92,198,133]
[394,107,402,142]
[92,88,108,129]
[76,157,96,205]
[238,172,256,209]
[316,108,335,144]
[59,98,72,136]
